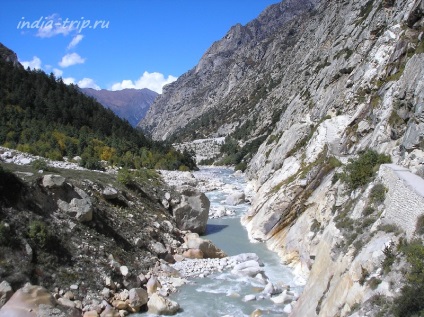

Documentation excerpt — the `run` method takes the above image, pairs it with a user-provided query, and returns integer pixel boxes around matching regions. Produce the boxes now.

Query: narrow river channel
[165,167,304,317]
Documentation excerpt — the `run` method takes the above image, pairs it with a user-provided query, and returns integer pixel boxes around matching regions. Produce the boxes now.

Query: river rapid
[165,167,304,317]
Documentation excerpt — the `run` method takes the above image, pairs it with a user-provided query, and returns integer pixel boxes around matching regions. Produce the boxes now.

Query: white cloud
[111,71,177,94]
[77,78,100,90]
[58,53,85,68]
[36,14,75,38]
[20,56,42,70]
[67,34,84,50]
[52,68,63,77]
[62,77,75,85]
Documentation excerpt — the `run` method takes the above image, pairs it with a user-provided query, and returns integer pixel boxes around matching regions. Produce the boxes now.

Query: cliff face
[140,0,424,315]
[139,0,319,141]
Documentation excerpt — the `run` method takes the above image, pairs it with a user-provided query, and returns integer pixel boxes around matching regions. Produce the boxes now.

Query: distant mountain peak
[81,88,158,127]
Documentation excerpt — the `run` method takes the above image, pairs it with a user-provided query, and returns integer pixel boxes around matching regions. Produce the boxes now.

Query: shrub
[379,223,401,234]
[382,243,396,274]
[117,168,134,186]
[28,220,51,249]
[32,159,49,171]
[416,215,424,235]
[370,183,387,204]
[363,206,375,216]
[340,150,391,190]
[392,240,424,316]
[368,277,382,290]
[235,162,247,172]
[80,156,103,170]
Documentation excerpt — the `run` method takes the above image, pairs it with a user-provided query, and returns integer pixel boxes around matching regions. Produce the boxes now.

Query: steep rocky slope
[139,0,319,141]
[82,88,157,127]
[140,0,424,315]
[0,147,228,315]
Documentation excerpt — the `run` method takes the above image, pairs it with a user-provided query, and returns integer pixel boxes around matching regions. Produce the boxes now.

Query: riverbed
[165,167,304,317]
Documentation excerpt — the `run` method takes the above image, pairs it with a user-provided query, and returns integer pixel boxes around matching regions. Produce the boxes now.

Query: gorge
[0,0,424,316]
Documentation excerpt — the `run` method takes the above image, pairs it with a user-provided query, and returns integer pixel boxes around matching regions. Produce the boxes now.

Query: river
[164,167,303,317]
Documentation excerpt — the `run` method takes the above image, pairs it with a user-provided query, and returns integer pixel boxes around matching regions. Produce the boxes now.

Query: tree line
[0,58,196,171]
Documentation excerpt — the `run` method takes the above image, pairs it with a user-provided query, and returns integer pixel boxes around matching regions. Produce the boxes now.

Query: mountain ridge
[81,87,157,127]
[138,0,319,140]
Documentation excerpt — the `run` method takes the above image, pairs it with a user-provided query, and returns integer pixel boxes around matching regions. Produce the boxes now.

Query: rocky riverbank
[0,148,231,316]
[0,148,299,316]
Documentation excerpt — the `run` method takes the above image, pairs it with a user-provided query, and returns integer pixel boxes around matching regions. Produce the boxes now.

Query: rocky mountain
[139,0,319,140]
[82,88,158,127]
[0,43,19,66]
[140,0,424,315]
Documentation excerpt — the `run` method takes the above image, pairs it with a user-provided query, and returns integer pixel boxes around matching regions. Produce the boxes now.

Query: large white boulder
[147,293,179,315]
[225,191,245,205]
[172,188,210,234]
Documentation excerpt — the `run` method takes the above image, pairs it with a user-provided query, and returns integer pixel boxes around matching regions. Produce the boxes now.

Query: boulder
[127,288,148,312]
[250,309,263,317]
[0,283,80,317]
[150,241,167,255]
[231,260,264,277]
[270,291,294,305]
[119,266,129,277]
[102,187,118,200]
[182,249,204,259]
[146,276,161,295]
[147,293,179,315]
[100,306,120,317]
[42,175,66,188]
[225,191,245,205]
[58,192,93,223]
[172,189,210,234]
[243,294,257,302]
[83,311,99,317]
[111,300,128,310]
[186,236,226,258]
[0,281,13,308]
[57,297,75,308]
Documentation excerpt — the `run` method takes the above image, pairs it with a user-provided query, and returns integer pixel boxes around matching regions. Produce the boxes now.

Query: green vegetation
[388,109,404,127]
[378,223,401,234]
[392,239,424,316]
[28,220,52,249]
[117,168,161,187]
[355,0,375,26]
[369,183,387,204]
[0,58,196,171]
[385,65,406,82]
[32,159,49,171]
[382,243,396,274]
[416,215,424,235]
[363,206,375,217]
[218,135,266,167]
[368,277,382,290]
[339,150,391,190]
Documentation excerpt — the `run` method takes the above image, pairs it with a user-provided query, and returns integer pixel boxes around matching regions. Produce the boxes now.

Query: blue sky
[0,1,279,93]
